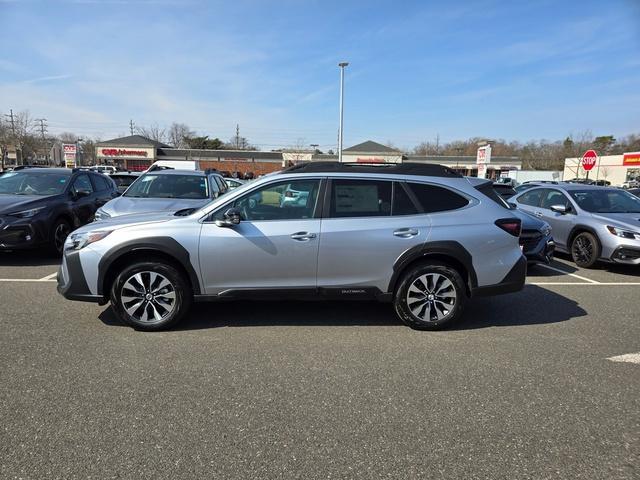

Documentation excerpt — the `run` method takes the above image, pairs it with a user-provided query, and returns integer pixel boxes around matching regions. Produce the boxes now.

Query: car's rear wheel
[110,261,192,331]
[50,218,71,255]
[394,262,467,330]
[571,232,600,268]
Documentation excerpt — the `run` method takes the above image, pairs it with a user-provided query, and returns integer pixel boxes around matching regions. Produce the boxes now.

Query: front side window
[517,188,544,207]
[124,174,209,199]
[0,172,69,196]
[406,182,469,213]
[541,189,572,210]
[222,179,321,221]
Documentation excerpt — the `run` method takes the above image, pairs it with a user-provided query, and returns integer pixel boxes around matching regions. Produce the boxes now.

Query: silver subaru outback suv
[57,162,526,331]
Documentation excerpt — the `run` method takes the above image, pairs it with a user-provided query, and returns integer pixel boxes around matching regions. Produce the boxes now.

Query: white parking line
[38,272,58,281]
[0,277,57,282]
[528,281,640,285]
[607,353,640,364]
[535,264,600,283]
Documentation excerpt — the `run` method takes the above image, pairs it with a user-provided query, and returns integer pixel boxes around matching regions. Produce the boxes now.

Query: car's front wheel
[394,262,467,330]
[110,261,192,331]
[571,232,600,268]
[50,218,71,255]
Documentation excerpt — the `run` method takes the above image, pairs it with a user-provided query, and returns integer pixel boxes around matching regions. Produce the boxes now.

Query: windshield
[0,171,69,196]
[569,189,640,213]
[124,174,209,199]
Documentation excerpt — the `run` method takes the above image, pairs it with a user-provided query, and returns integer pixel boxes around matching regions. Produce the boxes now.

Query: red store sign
[101,148,148,157]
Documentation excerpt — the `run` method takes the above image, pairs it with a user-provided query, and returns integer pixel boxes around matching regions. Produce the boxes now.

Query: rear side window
[329,179,392,218]
[406,182,469,213]
[392,182,420,215]
[92,174,112,191]
[517,189,544,207]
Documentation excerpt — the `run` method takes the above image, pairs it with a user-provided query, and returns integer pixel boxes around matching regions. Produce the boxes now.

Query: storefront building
[95,136,522,178]
[563,152,640,186]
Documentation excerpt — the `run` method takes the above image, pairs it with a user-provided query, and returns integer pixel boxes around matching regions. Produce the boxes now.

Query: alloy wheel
[573,236,593,264]
[54,223,70,253]
[406,273,457,322]
[120,271,177,323]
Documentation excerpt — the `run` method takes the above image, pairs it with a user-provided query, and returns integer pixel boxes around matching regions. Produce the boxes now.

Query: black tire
[110,261,192,331]
[50,218,71,255]
[571,231,600,268]
[394,262,467,330]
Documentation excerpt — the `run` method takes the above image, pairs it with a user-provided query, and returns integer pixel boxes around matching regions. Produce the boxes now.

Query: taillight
[495,218,522,237]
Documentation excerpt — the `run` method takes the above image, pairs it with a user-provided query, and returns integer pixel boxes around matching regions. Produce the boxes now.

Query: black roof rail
[280,161,463,178]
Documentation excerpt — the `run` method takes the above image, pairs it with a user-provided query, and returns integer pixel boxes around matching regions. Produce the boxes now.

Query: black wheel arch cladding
[388,241,478,294]
[97,237,201,296]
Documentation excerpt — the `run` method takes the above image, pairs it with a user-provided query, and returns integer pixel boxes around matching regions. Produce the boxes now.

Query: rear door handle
[290,232,317,241]
[393,228,419,238]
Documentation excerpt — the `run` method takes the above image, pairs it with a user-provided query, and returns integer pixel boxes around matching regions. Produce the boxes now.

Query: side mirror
[550,204,568,214]
[508,202,517,209]
[215,207,242,227]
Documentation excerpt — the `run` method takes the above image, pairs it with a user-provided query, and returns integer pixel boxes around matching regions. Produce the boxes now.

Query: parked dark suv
[0,167,118,254]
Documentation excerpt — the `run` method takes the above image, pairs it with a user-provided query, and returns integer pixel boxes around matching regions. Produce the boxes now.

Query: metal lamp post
[338,61,349,162]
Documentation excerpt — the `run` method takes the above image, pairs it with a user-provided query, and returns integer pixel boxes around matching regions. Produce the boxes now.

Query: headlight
[606,225,640,240]
[64,230,113,251]
[94,208,111,221]
[9,206,47,218]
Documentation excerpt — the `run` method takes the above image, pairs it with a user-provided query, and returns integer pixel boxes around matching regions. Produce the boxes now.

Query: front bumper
[610,245,640,265]
[0,216,49,250]
[57,251,104,303]
[520,230,555,264]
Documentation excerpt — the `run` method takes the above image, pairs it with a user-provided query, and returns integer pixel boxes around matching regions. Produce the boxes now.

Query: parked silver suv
[512,183,640,267]
[57,162,526,331]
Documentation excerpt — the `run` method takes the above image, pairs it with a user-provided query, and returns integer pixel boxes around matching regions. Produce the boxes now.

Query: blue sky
[1,0,639,150]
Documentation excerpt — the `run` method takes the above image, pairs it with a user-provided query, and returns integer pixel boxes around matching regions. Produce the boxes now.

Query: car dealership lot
[0,253,638,479]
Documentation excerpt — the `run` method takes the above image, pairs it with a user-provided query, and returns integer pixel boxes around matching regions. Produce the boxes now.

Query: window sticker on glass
[335,185,380,213]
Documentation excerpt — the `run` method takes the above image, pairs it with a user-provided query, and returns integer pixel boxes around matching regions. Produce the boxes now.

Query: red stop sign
[582,150,598,171]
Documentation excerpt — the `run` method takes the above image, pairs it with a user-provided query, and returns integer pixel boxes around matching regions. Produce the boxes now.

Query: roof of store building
[97,135,170,148]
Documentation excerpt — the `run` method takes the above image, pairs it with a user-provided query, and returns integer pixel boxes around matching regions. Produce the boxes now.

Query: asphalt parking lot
[0,252,638,479]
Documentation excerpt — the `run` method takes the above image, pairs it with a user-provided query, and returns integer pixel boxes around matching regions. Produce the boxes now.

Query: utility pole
[4,109,18,165]
[338,62,349,162]
[35,118,49,165]
[129,119,135,135]
[235,124,240,149]
[5,109,16,137]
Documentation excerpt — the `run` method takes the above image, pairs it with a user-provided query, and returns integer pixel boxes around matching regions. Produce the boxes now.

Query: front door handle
[290,232,317,241]
[393,228,419,238]
[534,211,543,218]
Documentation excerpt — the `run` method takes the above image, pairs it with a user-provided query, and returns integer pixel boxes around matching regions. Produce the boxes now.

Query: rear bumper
[471,254,527,297]
[57,251,104,303]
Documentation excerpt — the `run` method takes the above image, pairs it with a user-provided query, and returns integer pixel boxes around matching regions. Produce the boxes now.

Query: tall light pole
[338,61,349,162]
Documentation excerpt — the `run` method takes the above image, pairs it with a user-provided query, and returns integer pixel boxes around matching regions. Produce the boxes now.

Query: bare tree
[136,123,166,143]
[58,132,79,143]
[167,123,194,148]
